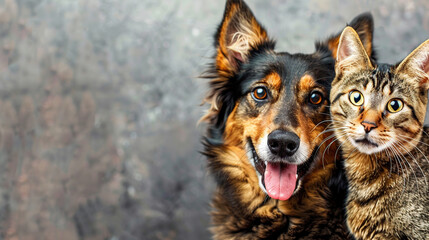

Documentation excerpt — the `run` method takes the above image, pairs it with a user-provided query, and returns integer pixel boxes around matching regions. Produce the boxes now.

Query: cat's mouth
[351,136,384,154]
[355,137,379,147]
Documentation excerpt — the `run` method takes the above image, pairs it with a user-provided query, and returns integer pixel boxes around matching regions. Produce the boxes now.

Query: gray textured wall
[0,0,427,239]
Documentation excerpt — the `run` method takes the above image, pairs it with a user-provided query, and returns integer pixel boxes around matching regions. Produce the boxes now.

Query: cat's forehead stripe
[373,65,393,92]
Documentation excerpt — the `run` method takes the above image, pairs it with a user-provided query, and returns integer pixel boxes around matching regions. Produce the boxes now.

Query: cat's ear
[326,12,375,60]
[396,40,429,89]
[336,27,373,73]
[214,0,273,75]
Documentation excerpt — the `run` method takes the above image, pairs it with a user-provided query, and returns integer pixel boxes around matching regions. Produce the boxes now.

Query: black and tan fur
[330,27,429,239]
[201,1,376,239]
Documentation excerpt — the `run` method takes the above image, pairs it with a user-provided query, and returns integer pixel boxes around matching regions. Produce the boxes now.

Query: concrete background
[0,0,427,239]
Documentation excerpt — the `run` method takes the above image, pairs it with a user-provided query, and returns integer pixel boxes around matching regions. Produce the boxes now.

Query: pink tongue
[264,162,297,201]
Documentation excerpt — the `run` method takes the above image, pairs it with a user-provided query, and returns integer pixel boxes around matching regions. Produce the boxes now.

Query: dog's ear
[214,0,273,75]
[201,0,274,133]
[326,12,375,61]
[336,27,373,73]
[395,39,429,90]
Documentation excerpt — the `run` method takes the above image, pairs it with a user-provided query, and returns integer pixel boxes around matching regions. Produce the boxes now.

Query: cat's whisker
[321,132,348,167]
[395,143,417,191]
[317,131,349,168]
[334,135,348,162]
[314,119,350,133]
[421,128,429,138]
[391,140,426,193]
[385,146,398,178]
[315,127,349,139]
[395,135,429,156]
[316,112,331,116]
[389,148,403,183]
[342,144,359,164]
[395,135,429,166]
[314,133,336,168]
[394,137,429,188]
[316,121,348,134]
[313,126,343,141]
[389,142,410,193]
[396,134,429,148]
[380,139,395,177]
[310,119,334,132]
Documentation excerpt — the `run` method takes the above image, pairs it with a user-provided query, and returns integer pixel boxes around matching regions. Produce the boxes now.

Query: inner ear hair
[214,0,271,73]
[226,19,260,62]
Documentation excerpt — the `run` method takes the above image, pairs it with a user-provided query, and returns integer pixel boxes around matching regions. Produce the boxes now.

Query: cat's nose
[361,121,377,133]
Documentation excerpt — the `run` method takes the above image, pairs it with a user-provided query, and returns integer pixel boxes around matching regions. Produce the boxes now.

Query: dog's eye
[349,90,364,106]
[252,87,268,100]
[309,91,323,105]
[387,99,403,113]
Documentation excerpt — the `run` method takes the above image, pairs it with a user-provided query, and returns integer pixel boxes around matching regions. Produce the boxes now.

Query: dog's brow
[298,75,315,91]
[264,72,282,90]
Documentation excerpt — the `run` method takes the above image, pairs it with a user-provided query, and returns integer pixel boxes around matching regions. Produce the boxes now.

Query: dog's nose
[267,130,300,157]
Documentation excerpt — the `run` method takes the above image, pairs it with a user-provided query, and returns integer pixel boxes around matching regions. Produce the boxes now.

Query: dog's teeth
[296,174,298,179]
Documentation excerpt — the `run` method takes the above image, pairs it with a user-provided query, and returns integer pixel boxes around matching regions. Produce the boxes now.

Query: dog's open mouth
[248,138,315,201]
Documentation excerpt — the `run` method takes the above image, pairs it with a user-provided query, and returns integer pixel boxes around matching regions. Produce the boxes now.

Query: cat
[329,26,429,240]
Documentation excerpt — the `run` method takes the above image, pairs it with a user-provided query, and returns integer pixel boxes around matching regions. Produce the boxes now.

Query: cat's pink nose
[361,121,377,133]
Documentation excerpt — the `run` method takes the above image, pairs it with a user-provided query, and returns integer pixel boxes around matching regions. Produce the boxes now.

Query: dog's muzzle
[247,130,317,201]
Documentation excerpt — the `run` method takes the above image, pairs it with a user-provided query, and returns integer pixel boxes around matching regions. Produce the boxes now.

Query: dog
[201,0,376,239]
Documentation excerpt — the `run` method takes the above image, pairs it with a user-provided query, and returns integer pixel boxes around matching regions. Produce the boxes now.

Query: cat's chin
[350,138,385,155]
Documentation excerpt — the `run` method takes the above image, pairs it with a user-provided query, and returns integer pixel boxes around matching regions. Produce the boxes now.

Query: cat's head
[330,27,429,155]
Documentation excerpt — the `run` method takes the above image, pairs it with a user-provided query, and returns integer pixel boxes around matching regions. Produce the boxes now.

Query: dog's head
[203,0,375,201]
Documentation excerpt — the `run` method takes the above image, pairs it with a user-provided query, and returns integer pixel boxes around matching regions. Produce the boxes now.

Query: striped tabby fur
[330,27,429,239]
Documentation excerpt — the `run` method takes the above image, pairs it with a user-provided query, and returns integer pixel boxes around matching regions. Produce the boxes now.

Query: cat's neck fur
[342,130,429,240]
[343,148,401,189]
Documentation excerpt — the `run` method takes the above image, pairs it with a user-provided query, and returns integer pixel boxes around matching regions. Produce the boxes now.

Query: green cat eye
[349,90,364,106]
[387,99,403,113]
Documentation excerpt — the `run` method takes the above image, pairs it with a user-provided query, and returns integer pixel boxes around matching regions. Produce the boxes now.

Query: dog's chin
[247,139,316,201]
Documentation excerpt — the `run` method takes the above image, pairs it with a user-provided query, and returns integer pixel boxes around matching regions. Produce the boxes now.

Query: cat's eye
[252,87,268,101]
[349,90,364,106]
[309,91,323,105]
[387,99,403,113]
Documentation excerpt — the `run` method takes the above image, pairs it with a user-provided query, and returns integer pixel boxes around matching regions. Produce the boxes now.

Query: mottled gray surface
[0,0,427,239]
